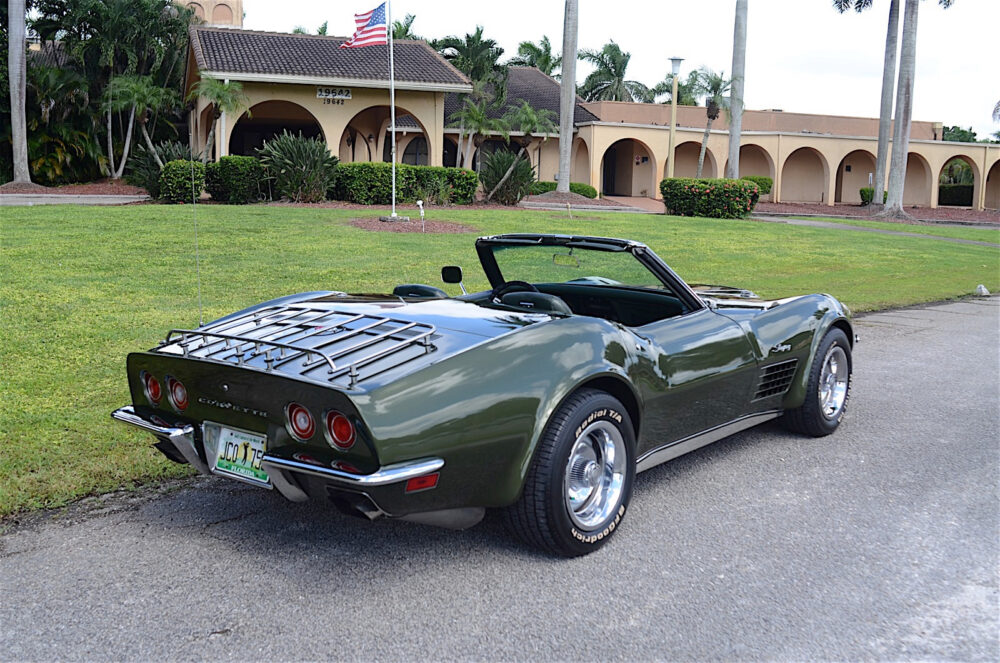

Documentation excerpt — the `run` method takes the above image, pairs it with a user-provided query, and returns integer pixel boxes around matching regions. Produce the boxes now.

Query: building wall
[182,0,243,27]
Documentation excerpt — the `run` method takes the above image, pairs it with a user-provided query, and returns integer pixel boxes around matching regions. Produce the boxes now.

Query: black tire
[783,328,852,437]
[504,389,636,557]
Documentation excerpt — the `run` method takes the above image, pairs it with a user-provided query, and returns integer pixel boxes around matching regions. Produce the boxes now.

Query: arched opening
[443,137,458,168]
[187,2,204,20]
[600,138,657,198]
[780,147,829,203]
[211,4,233,24]
[339,105,430,165]
[903,152,932,206]
[228,100,324,156]
[471,139,510,172]
[572,137,590,184]
[937,155,980,207]
[835,149,877,204]
[673,140,716,178]
[724,144,774,199]
[400,136,428,166]
[985,160,1000,210]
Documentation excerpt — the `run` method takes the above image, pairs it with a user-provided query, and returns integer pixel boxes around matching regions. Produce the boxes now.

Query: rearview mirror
[553,253,580,268]
[441,266,463,283]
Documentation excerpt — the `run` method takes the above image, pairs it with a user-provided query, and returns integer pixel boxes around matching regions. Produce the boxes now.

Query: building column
[773,135,783,203]
[825,164,836,207]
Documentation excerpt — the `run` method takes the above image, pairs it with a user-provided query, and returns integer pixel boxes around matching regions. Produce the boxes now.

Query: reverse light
[165,376,188,412]
[285,403,316,441]
[140,371,162,406]
[323,410,356,450]
[405,473,440,493]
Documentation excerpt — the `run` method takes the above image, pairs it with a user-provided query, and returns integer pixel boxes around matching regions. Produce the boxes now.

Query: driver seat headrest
[500,292,573,316]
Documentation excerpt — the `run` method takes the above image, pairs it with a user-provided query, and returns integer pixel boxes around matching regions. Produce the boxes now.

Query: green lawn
[787,216,1000,244]
[2,204,998,518]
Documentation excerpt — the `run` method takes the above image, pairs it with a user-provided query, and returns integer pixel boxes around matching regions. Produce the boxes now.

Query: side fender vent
[753,359,799,400]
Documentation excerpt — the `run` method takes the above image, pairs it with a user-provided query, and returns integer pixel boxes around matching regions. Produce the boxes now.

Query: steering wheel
[491,280,539,303]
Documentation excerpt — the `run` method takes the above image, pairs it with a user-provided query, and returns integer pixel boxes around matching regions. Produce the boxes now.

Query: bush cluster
[659,177,760,219]
[126,141,192,199]
[206,156,266,204]
[332,162,478,205]
[740,175,773,195]
[938,184,973,206]
[159,160,205,204]
[257,131,338,203]
[479,150,536,205]
[528,180,599,199]
[859,187,888,206]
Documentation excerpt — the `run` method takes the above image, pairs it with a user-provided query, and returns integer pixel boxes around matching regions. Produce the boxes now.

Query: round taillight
[165,376,188,412]
[324,410,356,450]
[284,403,315,441]
[141,371,161,406]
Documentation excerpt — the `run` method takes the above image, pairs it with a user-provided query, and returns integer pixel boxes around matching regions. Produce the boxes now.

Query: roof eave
[199,70,473,93]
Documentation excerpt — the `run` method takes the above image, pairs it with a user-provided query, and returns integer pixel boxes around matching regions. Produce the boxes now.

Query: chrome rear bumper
[111,405,211,474]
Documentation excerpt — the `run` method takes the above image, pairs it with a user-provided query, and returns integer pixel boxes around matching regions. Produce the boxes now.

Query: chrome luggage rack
[157,305,436,388]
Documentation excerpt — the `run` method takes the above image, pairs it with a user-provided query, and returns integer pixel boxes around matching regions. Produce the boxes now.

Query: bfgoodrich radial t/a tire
[783,328,852,437]
[505,389,636,557]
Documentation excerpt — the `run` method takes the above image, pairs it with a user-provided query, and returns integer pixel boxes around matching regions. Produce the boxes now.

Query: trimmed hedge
[859,187,888,205]
[528,180,599,198]
[740,175,773,195]
[659,177,760,219]
[939,184,973,206]
[332,162,478,205]
[159,160,205,204]
[205,156,265,204]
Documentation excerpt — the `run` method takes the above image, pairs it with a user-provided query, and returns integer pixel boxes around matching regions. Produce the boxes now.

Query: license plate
[213,426,269,484]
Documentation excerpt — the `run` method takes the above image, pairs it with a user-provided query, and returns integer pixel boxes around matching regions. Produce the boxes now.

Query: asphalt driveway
[2,298,997,661]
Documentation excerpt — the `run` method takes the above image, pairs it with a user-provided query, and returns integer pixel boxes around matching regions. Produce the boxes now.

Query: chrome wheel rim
[564,420,626,530]
[819,345,849,419]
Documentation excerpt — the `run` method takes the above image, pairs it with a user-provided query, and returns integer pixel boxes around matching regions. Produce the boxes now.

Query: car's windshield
[489,245,668,290]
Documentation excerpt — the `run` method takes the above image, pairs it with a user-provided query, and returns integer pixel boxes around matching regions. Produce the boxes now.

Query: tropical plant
[651,71,699,105]
[726,0,748,179]
[8,0,31,183]
[577,41,652,102]
[188,76,250,163]
[557,0,579,193]
[479,149,535,205]
[486,101,557,202]
[104,75,179,175]
[942,126,978,143]
[691,68,731,178]
[994,100,1000,123]
[509,36,561,78]
[256,130,339,203]
[449,94,510,172]
[293,22,327,35]
[392,13,419,40]
[126,139,190,197]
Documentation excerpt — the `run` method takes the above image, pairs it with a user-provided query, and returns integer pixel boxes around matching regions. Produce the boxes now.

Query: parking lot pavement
[1,297,997,661]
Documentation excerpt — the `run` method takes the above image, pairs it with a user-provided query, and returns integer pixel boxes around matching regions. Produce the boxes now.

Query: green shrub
[740,175,773,195]
[159,160,205,204]
[332,162,478,205]
[659,177,760,219]
[938,184,973,206]
[256,131,338,203]
[126,141,191,199]
[479,150,535,205]
[859,187,888,206]
[205,155,265,204]
[528,180,599,198]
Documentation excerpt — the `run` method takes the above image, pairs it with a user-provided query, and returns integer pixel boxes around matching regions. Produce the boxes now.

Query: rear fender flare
[783,296,853,408]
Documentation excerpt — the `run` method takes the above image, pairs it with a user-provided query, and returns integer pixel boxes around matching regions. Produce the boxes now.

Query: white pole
[386,1,397,217]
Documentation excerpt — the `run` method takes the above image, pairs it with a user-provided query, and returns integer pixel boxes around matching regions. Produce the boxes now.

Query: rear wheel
[504,389,636,557]
[783,328,852,436]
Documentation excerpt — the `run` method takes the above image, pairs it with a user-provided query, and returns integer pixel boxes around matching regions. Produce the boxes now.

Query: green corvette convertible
[112,233,854,556]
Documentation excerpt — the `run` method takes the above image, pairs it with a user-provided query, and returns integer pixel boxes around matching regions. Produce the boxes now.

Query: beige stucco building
[183,21,1000,211]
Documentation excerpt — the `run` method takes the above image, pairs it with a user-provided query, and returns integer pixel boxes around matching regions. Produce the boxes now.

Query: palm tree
[509,36,561,78]
[993,100,1000,123]
[556,0,578,193]
[436,26,506,85]
[577,41,652,102]
[692,68,731,178]
[188,77,250,164]
[105,75,179,171]
[392,14,419,40]
[726,0,748,179]
[449,94,509,172]
[486,101,558,201]
[651,71,698,105]
[8,0,31,183]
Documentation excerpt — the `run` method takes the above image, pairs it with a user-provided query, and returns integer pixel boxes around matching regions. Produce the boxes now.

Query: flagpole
[386,0,397,217]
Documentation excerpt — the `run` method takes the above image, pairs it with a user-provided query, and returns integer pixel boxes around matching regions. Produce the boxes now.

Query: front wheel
[504,389,636,557]
[783,328,852,436]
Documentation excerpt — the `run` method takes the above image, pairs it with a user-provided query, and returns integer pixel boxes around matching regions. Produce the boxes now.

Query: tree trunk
[486,144,527,202]
[455,119,466,167]
[725,0,747,179]
[106,107,117,177]
[202,118,217,164]
[463,135,476,171]
[113,105,137,180]
[556,0,578,193]
[140,120,163,169]
[8,0,31,183]
[873,0,899,210]
[697,118,713,178]
[880,0,918,219]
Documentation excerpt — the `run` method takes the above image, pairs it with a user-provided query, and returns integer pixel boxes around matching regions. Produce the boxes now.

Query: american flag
[339,3,388,48]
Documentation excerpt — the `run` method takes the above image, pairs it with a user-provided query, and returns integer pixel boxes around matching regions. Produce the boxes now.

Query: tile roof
[444,67,599,127]
[190,27,471,90]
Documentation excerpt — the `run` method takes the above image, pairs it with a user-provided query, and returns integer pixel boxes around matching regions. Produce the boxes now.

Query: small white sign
[317,87,352,103]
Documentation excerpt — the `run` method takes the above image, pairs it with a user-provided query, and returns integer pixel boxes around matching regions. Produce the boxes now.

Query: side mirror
[441,266,467,295]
